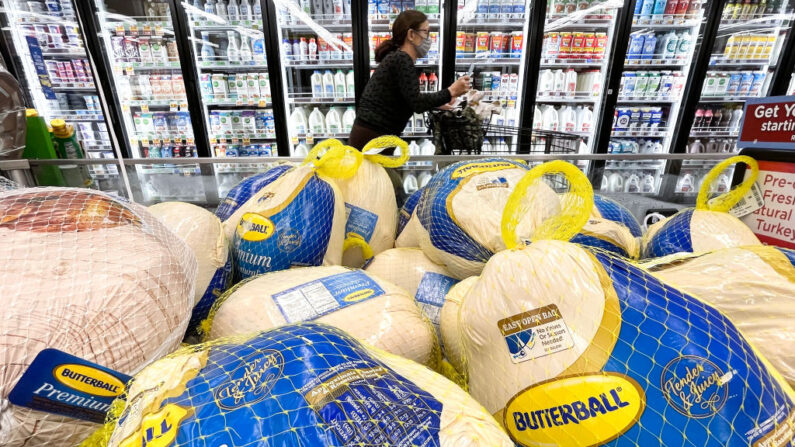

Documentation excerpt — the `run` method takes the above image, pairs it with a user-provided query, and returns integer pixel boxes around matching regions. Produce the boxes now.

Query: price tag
[130,138,138,146]
[220,138,227,144]
[141,139,150,146]
[124,64,134,75]
[170,102,178,111]
[129,25,138,36]
[243,138,251,145]
[187,138,194,145]
[231,138,239,143]
[141,104,149,112]
[115,25,125,36]
[142,25,152,36]
[306,135,314,145]
[155,26,164,36]
[258,99,267,108]
[153,139,161,145]
[179,102,188,110]
[122,104,130,112]
[290,137,299,145]
[236,99,244,106]
[210,138,217,145]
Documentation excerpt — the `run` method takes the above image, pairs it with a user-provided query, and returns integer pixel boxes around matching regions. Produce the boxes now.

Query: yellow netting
[501,160,593,248]
[361,135,410,168]
[342,234,374,261]
[696,155,758,212]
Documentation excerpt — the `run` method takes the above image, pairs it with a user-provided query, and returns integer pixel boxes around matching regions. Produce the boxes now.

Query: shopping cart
[427,104,582,156]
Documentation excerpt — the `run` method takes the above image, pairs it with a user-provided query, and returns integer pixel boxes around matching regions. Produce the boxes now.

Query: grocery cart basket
[427,108,582,156]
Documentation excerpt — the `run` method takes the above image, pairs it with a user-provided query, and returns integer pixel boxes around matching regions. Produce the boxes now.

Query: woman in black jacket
[349,10,471,150]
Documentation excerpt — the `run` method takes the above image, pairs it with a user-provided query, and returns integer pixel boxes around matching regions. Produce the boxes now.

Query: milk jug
[533,106,544,129]
[322,70,335,98]
[346,70,355,97]
[311,71,323,98]
[558,105,576,132]
[290,107,308,134]
[334,70,346,98]
[543,105,559,131]
[325,107,342,134]
[309,107,326,134]
[342,107,356,132]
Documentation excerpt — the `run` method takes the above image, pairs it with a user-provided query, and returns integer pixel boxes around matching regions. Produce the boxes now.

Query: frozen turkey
[214,164,292,222]
[643,155,761,258]
[364,248,458,345]
[0,188,195,447]
[570,195,642,258]
[226,143,360,280]
[148,201,231,334]
[449,161,793,447]
[414,158,559,279]
[103,323,513,447]
[204,265,439,367]
[440,275,478,380]
[642,245,795,385]
[330,136,408,267]
[395,188,422,247]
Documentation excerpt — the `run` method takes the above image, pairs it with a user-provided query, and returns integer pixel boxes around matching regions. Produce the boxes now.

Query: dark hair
[374,10,428,63]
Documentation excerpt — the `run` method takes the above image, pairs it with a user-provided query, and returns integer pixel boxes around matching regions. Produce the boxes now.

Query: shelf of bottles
[600,0,706,196]
[682,0,792,195]
[94,0,206,203]
[449,0,528,164]
[185,0,275,195]
[535,0,622,171]
[2,0,118,187]
[274,0,355,156]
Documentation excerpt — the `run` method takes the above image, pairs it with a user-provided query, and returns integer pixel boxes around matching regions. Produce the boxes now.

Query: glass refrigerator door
[680,0,793,197]
[602,0,707,196]
[92,0,205,204]
[454,0,529,155]
[536,0,623,160]
[2,0,118,189]
[182,0,276,199]
[368,0,443,194]
[274,0,355,157]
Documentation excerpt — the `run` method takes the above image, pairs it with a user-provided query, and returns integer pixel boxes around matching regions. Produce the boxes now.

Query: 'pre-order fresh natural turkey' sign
[738,96,795,149]
[739,159,795,249]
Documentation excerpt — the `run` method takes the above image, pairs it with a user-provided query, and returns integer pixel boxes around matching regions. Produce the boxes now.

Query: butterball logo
[215,350,284,410]
[661,355,729,418]
[277,229,302,253]
[504,373,646,447]
[238,213,275,242]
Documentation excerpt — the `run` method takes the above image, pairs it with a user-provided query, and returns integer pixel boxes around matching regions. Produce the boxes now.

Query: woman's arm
[392,53,452,113]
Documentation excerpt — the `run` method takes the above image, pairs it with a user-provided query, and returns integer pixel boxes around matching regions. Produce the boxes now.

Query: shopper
[349,10,471,149]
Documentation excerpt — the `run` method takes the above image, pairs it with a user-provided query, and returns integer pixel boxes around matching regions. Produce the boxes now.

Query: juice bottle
[23,109,65,186]
[50,118,93,187]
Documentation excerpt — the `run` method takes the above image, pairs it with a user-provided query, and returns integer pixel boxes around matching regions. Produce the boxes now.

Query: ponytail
[374,10,428,63]
[375,39,399,62]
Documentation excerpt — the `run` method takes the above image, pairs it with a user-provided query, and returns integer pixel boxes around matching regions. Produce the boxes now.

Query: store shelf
[540,59,604,67]
[105,19,173,30]
[612,129,669,138]
[617,97,679,103]
[125,99,186,107]
[370,15,440,29]
[698,95,758,103]
[708,58,775,67]
[118,61,182,70]
[211,134,277,141]
[536,95,597,104]
[375,58,439,68]
[545,17,615,30]
[132,133,195,141]
[198,61,269,70]
[192,20,263,31]
[56,112,105,121]
[455,57,522,66]
[285,60,354,69]
[631,21,702,30]
[205,99,270,107]
[281,21,352,32]
[51,82,96,91]
[718,18,786,32]
[690,129,739,137]
[41,49,87,58]
[294,132,349,139]
[456,18,528,29]
[288,96,355,104]
[624,58,689,67]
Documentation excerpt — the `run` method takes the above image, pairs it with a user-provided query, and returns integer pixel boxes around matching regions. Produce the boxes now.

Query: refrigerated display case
[1,0,120,190]
[680,0,794,196]
[368,0,443,194]
[273,0,355,157]
[602,0,708,196]
[90,0,207,203]
[535,0,623,159]
[453,0,530,155]
[182,0,278,198]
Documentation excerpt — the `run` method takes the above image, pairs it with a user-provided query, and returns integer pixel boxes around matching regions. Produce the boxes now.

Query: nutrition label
[415,272,459,335]
[272,271,386,323]
[498,304,575,364]
[303,362,442,446]
[345,203,379,242]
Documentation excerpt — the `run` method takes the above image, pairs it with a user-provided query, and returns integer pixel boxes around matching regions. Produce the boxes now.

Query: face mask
[414,34,431,58]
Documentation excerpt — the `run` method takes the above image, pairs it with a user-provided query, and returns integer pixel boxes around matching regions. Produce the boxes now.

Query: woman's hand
[448,75,472,97]
[438,97,458,111]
